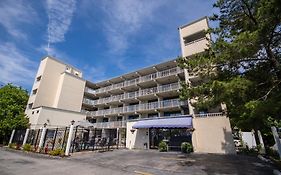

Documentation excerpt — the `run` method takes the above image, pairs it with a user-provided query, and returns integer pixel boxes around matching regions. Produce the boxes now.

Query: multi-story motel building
[25,17,236,154]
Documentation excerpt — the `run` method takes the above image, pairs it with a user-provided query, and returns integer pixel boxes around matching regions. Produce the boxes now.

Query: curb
[1,146,65,160]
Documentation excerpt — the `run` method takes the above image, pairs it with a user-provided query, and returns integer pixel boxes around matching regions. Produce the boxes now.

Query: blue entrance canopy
[132,116,193,129]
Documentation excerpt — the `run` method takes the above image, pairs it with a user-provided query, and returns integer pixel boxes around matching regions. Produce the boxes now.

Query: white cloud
[0,0,37,39]
[38,44,74,65]
[46,0,76,44]
[84,66,108,83]
[100,0,167,54]
[0,43,37,86]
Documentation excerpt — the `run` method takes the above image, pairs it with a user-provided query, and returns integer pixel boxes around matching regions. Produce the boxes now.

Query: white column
[9,129,15,144]
[65,123,74,156]
[271,127,281,159]
[184,69,195,115]
[257,130,265,154]
[38,127,47,150]
[22,129,30,146]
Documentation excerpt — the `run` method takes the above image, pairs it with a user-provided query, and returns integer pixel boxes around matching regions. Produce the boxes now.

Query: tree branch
[241,0,258,26]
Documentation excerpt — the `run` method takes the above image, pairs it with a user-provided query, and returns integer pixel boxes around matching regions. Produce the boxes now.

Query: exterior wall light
[130,129,136,134]
[71,120,75,125]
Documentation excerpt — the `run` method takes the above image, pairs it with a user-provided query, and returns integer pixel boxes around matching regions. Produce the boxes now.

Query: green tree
[178,0,281,145]
[0,84,29,144]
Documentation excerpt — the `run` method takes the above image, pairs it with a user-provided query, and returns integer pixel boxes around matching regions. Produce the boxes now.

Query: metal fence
[9,127,126,154]
[12,129,26,145]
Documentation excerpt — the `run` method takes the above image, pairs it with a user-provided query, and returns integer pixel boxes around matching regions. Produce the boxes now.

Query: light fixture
[71,120,75,125]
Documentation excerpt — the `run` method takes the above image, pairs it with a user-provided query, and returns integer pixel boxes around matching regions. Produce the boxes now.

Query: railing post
[22,129,30,146]
[117,128,119,149]
[9,129,15,145]
[38,123,47,151]
[271,127,281,159]
[257,130,265,154]
[65,120,75,156]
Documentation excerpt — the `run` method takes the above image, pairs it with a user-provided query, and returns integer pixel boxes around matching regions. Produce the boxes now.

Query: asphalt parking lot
[0,147,276,175]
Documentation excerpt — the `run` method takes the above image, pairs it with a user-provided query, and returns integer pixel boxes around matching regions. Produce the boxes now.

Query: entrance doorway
[149,128,192,151]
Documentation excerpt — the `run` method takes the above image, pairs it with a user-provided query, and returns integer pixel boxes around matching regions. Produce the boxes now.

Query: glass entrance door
[149,128,192,150]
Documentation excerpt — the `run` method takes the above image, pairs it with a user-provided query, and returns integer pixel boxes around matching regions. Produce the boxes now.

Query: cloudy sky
[0,0,216,91]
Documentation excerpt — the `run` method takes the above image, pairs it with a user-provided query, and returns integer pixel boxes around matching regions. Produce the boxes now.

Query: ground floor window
[149,128,192,151]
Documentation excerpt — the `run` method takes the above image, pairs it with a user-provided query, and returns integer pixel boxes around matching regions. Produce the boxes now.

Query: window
[65,66,71,73]
[32,89,37,95]
[36,76,42,82]
[103,118,108,122]
[148,113,158,118]
[37,110,39,113]
[128,115,139,120]
[28,103,33,109]
[183,30,206,46]
[32,111,34,114]
[89,118,96,123]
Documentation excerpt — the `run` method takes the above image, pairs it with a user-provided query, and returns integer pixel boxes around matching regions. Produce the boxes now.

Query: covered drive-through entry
[126,116,193,151]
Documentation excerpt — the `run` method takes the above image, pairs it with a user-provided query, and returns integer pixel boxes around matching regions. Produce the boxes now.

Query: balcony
[82,98,97,106]
[91,82,181,106]
[91,121,126,128]
[86,67,183,95]
[87,98,186,117]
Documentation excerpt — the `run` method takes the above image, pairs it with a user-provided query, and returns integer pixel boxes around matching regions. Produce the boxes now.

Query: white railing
[92,121,126,128]
[84,87,96,94]
[87,82,181,106]
[193,112,225,118]
[83,98,97,105]
[140,72,157,82]
[87,98,186,117]
[139,87,158,96]
[87,67,183,95]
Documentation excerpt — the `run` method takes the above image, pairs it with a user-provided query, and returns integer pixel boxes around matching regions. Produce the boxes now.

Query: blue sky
[0,0,216,91]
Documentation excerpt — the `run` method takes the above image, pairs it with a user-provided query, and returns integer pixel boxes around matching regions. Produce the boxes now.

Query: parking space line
[134,170,154,175]
[160,157,195,162]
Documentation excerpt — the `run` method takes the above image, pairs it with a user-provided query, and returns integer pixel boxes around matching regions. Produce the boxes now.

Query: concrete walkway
[0,147,276,175]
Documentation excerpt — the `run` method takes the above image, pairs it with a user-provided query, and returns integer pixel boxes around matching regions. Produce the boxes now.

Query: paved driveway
[0,147,276,175]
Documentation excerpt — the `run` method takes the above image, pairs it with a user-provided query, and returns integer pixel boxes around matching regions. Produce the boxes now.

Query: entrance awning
[132,116,192,129]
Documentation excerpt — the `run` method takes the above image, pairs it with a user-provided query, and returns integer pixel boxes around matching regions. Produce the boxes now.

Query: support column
[9,129,15,144]
[116,128,120,149]
[257,130,265,154]
[22,129,30,146]
[65,120,75,156]
[184,69,195,115]
[271,127,281,159]
[38,123,47,151]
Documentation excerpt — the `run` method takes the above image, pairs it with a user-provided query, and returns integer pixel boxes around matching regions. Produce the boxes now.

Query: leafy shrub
[49,148,65,156]
[8,143,16,149]
[181,142,193,153]
[266,147,280,159]
[23,144,32,152]
[239,147,258,156]
[158,141,168,152]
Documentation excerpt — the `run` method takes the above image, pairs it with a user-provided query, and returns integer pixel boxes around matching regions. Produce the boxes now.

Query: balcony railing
[85,67,183,95]
[83,98,97,105]
[82,82,181,106]
[91,121,126,128]
[193,112,225,118]
[85,99,187,117]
